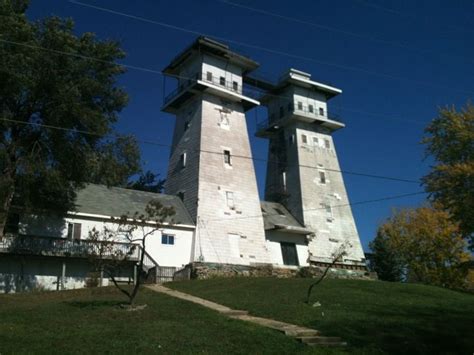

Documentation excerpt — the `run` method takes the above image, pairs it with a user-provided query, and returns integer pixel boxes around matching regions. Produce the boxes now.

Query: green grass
[170,278,474,354]
[0,286,337,354]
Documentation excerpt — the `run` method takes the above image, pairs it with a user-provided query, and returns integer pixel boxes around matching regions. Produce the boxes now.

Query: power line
[215,0,474,64]
[205,191,427,223]
[0,117,421,184]
[68,0,474,96]
[0,37,439,127]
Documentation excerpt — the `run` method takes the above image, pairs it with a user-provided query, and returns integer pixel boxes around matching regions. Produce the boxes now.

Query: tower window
[319,171,326,184]
[206,71,212,82]
[232,81,238,92]
[226,191,234,209]
[224,150,232,165]
[297,101,303,110]
[180,152,187,169]
[309,104,314,113]
[220,76,226,86]
[313,137,319,146]
[325,139,330,149]
[319,107,325,116]
[301,134,308,144]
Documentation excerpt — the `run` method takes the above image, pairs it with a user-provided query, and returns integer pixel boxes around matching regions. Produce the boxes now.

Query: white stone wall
[265,231,309,267]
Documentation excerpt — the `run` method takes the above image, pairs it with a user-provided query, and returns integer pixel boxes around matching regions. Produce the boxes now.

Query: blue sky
[27,0,474,251]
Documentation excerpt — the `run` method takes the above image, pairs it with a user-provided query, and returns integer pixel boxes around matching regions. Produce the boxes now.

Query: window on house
[184,121,190,131]
[325,139,330,149]
[313,137,319,146]
[319,171,326,184]
[301,134,308,144]
[161,234,175,245]
[180,152,187,169]
[206,71,212,82]
[67,223,82,241]
[226,191,234,209]
[319,107,325,116]
[279,106,284,118]
[309,104,314,113]
[232,81,238,91]
[224,150,232,165]
[220,76,226,86]
[297,101,303,110]
[177,191,185,202]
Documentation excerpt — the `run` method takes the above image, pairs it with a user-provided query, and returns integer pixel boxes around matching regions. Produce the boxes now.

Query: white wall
[19,214,195,268]
[265,231,309,267]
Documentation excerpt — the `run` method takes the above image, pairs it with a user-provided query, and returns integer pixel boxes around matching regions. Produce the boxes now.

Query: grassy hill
[170,278,474,354]
[0,278,472,354]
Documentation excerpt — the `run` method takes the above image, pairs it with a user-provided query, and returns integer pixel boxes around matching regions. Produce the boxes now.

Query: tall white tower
[162,37,270,265]
[255,69,365,268]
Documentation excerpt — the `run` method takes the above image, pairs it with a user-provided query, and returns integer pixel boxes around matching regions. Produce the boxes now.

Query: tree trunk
[0,179,15,237]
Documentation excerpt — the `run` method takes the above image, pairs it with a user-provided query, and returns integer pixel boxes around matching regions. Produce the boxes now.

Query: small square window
[324,139,330,149]
[308,104,314,113]
[297,101,303,110]
[313,137,319,146]
[319,107,325,116]
[319,171,326,184]
[162,234,175,245]
[206,71,212,82]
[232,81,238,91]
[224,150,232,165]
[220,76,226,86]
[302,134,308,144]
[180,152,187,169]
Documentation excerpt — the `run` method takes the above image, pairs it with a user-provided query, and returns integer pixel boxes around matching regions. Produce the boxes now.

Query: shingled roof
[73,184,195,227]
[260,201,313,235]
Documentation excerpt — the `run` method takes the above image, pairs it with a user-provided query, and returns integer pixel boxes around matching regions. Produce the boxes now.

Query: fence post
[61,261,66,290]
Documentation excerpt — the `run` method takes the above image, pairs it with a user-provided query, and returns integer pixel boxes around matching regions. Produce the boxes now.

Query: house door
[280,242,299,266]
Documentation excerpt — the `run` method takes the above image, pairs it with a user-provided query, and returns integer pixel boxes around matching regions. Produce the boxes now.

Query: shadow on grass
[64,300,122,309]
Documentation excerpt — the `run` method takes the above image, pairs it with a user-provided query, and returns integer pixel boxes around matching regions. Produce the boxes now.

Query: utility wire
[0,117,421,184]
[205,191,427,222]
[215,0,474,64]
[0,37,440,127]
[67,0,474,96]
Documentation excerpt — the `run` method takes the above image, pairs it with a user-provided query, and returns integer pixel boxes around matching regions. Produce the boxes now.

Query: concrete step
[297,336,347,346]
[284,328,320,337]
[221,310,249,316]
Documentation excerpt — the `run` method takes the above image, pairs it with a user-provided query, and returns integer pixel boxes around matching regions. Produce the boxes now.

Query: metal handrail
[164,71,256,105]
[257,107,343,131]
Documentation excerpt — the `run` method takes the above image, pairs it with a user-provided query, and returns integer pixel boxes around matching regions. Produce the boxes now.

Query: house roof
[73,184,195,227]
[260,201,313,235]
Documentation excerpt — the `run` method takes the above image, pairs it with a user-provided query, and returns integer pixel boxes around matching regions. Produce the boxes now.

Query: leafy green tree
[373,206,469,289]
[422,102,474,249]
[0,1,141,234]
[369,230,405,282]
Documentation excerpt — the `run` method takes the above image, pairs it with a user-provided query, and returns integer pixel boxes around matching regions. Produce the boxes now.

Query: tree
[126,171,165,193]
[422,102,474,249]
[0,1,141,235]
[88,199,175,306]
[305,241,351,304]
[372,206,469,289]
[369,229,405,282]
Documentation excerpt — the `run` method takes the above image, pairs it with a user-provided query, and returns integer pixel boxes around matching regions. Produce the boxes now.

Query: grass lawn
[170,278,474,354]
[0,286,340,355]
